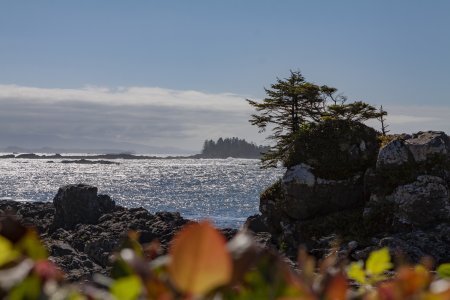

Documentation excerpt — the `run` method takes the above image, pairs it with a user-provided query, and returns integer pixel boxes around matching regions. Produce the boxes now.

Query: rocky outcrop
[364,131,450,231]
[365,175,450,228]
[284,119,380,179]
[52,184,116,229]
[260,130,450,263]
[281,164,365,220]
[0,184,191,281]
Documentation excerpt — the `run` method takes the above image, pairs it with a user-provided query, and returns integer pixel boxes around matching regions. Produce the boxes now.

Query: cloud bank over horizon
[0,84,449,154]
[0,84,257,153]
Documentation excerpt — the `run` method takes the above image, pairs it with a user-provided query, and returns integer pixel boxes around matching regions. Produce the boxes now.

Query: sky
[0,1,449,153]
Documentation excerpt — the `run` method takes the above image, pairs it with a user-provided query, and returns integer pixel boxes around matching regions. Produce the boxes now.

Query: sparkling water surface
[0,157,283,228]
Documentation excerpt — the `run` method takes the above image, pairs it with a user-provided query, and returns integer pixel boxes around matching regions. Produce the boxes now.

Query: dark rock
[281,164,365,220]
[60,159,119,165]
[284,119,379,179]
[1,189,192,281]
[52,184,115,229]
[259,180,284,233]
[261,128,450,265]
[16,153,40,159]
[221,228,239,241]
[244,214,268,233]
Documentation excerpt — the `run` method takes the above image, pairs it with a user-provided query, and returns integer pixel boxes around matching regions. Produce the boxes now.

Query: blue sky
[0,1,449,152]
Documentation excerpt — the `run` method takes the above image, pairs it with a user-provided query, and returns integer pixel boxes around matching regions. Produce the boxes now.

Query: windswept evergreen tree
[247,70,386,167]
[247,71,324,167]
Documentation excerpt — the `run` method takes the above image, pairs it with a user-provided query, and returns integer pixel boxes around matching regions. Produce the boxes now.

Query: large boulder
[1,188,191,281]
[364,131,450,233]
[259,121,378,256]
[281,164,365,220]
[284,119,379,179]
[390,175,450,227]
[376,139,413,168]
[404,131,450,162]
[52,184,115,229]
[260,129,450,264]
[364,175,450,230]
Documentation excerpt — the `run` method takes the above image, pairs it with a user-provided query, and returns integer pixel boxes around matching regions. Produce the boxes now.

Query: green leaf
[347,261,366,285]
[437,263,450,279]
[365,247,392,276]
[110,275,142,300]
[7,275,41,300]
[16,231,48,260]
[0,235,19,266]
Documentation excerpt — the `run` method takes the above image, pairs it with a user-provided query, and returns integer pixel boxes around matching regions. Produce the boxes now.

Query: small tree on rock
[248,70,387,167]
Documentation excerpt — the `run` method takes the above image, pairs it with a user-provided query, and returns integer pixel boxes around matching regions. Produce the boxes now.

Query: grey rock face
[390,175,450,227]
[281,164,364,220]
[404,131,450,162]
[376,139,412,168]
[52,184,115,229]
[261,129,450,264]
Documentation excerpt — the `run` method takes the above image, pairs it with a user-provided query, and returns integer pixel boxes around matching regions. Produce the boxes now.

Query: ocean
[0,156,284,228]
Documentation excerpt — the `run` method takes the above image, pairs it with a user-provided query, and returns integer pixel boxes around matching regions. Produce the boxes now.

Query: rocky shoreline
[0,184,276,282]
[1,130,450,282]
[0,185,194,281]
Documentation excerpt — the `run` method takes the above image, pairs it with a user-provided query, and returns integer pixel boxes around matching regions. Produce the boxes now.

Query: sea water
[0,157,284,228]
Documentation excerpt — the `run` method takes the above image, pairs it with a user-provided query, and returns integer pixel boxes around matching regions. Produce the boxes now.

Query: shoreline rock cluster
[0,184,193,281]
[257,129,450,265]
[1,130,450,281]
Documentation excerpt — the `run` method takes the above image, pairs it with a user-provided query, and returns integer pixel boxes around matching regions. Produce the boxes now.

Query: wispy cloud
[0,84,448,153]
[0,84,250,112]
[0,85,256,153]
[367,104,450,134]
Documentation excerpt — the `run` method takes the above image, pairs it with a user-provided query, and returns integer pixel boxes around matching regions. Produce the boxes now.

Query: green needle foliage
[247,70,387,167]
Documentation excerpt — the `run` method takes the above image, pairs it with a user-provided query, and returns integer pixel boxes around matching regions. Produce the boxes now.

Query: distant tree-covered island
[196,137,269,159]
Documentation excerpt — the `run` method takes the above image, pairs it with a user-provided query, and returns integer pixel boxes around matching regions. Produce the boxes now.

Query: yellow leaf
[366,247,392,276]
[17,230,48,260]
[347,261,366,285]
[0,235,19,266]
[168,221,232,295]
[110,275,142,300]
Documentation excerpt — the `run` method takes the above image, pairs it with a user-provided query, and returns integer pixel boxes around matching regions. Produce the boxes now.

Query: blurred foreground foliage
[0,217,449,300]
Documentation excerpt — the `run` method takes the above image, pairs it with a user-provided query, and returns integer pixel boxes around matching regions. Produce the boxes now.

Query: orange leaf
[325,273,348,300]
[168,221,232,295]
[396,266,430,296]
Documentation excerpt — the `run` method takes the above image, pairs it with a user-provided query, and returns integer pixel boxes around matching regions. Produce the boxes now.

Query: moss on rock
[284,119,380,180]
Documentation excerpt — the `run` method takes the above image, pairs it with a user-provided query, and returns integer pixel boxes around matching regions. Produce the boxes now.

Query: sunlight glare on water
[0,158,283,228]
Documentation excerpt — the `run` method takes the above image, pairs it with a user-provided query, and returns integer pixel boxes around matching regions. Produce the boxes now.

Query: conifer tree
[247,71,324,167]
[248,70,387,167]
